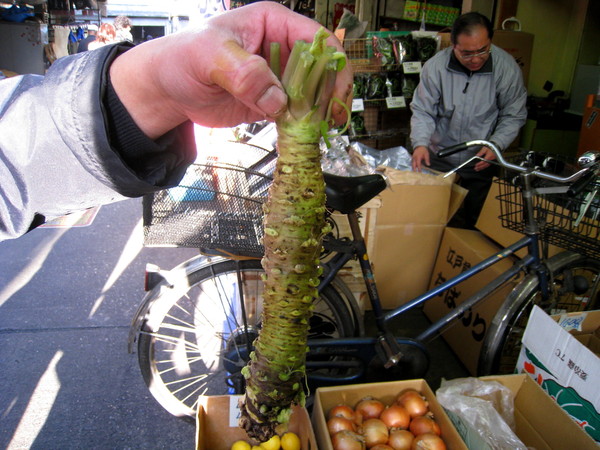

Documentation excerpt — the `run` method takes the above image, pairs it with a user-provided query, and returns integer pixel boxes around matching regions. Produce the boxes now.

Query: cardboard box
[423,227,519,375]
[516,306,600,443]
[331,170,466,310]
[475,178,561,259]
[441,374,598,449]
[492,30,534,86]
[438,31,452,50]
[312,379,468,450]
[196,396,317,450]
[366,170,466,308]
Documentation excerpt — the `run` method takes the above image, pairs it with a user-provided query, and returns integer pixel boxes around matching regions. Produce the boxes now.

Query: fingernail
[257,85,287,117]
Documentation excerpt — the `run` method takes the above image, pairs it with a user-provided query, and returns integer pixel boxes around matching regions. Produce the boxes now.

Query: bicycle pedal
[376,334,404,368]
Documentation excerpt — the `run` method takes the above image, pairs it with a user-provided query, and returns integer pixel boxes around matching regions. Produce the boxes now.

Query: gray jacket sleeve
[0,44,196,241]
[488,54,528,150]
[409,53,443,150]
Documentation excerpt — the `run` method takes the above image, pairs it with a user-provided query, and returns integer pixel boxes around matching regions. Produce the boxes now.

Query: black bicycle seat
[324,173,387,214]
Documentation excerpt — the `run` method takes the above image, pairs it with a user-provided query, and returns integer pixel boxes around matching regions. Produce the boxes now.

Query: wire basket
[495,156,600,259]
[143,142,276,258]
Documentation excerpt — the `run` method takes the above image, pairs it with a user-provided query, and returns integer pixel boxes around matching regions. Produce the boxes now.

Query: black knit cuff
[102,54,196,188]
[104,74,161,163]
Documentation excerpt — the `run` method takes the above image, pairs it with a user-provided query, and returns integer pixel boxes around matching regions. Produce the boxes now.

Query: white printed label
[403,61,422,74]
[352,98,365,112]
[386,96,406,109]
[229,395,243,427]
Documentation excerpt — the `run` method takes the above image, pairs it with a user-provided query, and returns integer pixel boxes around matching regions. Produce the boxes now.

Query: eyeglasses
[456,47,491,60]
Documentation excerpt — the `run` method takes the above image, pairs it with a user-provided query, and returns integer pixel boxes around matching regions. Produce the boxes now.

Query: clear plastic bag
[321,136,376,177]
[436,378,528,450]
[349,142,413,171]
[321,138,415,176]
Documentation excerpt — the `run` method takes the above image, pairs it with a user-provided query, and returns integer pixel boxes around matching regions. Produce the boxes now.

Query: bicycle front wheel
[479,251,600,375]
[137,258,357,418]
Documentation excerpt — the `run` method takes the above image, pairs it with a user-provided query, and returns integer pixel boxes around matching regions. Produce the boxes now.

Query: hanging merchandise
[353,73,367,98]
[346,24,444,150]
[365,73,386,100]
[372,35,395,69]
[350,113,367,136]
[0,4,34,22]
[402,74,419,98]
[52,26,71,59]
[386,71,404,97]
[412,31,441,62]
[392,34,417,64]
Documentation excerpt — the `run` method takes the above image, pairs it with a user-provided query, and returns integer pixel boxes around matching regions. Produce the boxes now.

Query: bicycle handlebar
[436,142,471,158]
[437,139,594,185]
[567,170,597,197]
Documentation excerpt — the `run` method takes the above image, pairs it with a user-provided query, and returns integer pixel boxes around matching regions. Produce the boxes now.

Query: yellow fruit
[280,432,301,450]
[251,446,262,450]
[260,434,281,450]
[230,440,251,450]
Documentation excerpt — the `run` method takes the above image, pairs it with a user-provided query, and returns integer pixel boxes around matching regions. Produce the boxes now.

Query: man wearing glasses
[410,12,527,229]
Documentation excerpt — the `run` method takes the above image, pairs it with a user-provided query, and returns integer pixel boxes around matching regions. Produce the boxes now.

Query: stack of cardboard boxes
[422,182,600,445]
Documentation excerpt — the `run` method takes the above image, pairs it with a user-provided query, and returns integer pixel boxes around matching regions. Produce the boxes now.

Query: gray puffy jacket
[410,44,527,170]
[0,44,195,241]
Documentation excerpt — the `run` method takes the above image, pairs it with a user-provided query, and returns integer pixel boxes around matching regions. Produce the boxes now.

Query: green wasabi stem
[279,29,351,148]
[280,28,346,123]
[281,40,307,87]
[270,42,281,80]
[286,51,315,111]
[321,97,352,148]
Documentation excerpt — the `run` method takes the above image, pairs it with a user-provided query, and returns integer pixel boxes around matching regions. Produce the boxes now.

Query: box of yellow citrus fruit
[196,395,317,450]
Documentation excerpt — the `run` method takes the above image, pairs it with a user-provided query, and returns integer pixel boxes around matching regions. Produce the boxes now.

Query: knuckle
[229,54,270,98]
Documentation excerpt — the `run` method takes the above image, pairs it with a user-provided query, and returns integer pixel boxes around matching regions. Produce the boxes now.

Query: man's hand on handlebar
[411,146,430,172]
[474,146,497,172]
[439,140,595,185]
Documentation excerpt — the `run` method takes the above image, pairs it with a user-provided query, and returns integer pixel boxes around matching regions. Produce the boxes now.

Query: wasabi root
[238,28,347,441]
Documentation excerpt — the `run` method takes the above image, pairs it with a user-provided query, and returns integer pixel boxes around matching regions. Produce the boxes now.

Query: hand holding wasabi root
[109,2,352,140]
[238,28,350,441]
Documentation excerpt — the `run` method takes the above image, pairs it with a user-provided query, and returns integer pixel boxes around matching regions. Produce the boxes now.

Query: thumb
[208,40,287,118]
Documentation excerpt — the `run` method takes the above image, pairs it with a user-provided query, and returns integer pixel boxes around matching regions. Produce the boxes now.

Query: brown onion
[388,429,415,450]
[408,416,441,436]
[328,416,356,435]
[355,397,385,420]
[379,404,411,429]
[396,390,429,418]
[370,445,394,450]
[331,430,366,450]
[361,418,389,448]
[329,404,357,421]
[411,433,446,450]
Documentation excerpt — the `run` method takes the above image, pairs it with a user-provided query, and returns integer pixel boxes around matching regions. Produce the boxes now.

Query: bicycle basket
[495,153,600,259]
[143,142,276,258]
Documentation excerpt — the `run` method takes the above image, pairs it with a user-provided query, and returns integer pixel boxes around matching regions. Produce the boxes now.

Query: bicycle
[130,138,600,419]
